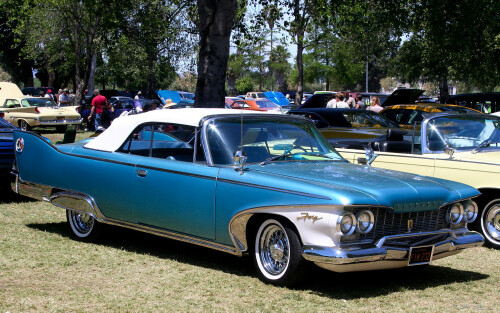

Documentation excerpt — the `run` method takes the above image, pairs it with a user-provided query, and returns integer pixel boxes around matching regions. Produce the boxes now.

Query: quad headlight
[337,210,375,235]
[356,210,375,234]
[446,203,464,224]
[337,212,356,235]
[463,201,478,223]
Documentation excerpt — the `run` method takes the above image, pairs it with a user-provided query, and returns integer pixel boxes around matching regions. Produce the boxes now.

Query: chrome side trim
[14,177,239,256]
[228,205,349,255]
[217,178,331,200]
[49,191,103,220]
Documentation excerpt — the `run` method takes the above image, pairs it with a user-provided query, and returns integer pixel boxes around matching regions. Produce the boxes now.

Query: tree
[195,0,237,108]
[391,0,500,100]
[14,0,128,105]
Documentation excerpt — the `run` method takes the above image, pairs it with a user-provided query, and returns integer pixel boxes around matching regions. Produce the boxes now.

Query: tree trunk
[295,40,304,106]
[438,75,449,104]
[195,0,236,108]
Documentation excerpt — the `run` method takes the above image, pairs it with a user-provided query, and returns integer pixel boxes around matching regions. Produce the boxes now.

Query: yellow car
[336,112,500,249]
[0,82,82,132]
[380,103,481,129]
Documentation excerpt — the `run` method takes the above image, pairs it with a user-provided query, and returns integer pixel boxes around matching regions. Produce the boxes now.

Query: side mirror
[233,150,247,175]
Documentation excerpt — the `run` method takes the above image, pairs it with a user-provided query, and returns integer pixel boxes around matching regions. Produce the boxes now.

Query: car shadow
[27,221,489,296]
[0,190,37,204]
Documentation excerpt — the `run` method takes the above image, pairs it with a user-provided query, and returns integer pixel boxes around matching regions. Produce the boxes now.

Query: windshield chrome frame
[421,113,500,154]
[200,114,343,167]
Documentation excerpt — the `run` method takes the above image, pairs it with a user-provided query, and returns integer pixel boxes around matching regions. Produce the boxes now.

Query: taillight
[35,107,40,113]
[0,112,4,118]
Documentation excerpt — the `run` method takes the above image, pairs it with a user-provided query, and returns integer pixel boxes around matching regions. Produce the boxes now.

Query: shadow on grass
[27,221,255,279]
[0,188,37,204]
[27,221,488,297]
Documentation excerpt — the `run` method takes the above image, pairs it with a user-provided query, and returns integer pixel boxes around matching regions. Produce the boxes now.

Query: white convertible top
[84,108,273,152]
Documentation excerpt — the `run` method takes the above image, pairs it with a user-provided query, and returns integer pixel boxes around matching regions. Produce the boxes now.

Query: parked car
[245,91,266,99]
[288,108,408,151]
[336,112,500,249]
[263,92,298,113]
[156,90,195,107]
[0,82,82,132]
[0,117,15,189]
[380,103,481,129]
[446,93,500,113]
[11,109,483,286]
[226,99,283,113]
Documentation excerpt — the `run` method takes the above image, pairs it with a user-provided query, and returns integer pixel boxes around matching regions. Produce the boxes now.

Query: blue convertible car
[11,109,483,286]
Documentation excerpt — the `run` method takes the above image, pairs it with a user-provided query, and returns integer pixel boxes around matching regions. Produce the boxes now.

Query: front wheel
[66,210,103,242]
[253,219,305,286]
[474,199,500,249]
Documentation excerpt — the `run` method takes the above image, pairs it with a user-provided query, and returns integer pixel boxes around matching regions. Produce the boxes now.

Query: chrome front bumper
[302,230,484,272]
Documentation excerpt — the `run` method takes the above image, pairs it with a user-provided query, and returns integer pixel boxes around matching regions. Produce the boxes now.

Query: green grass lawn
[1,192,498,312]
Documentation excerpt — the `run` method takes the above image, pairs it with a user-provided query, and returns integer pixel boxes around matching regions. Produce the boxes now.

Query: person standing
[58,89,71,106]
[134,91,144,99]
[88,90,108,131]
[345,92,356,108]
[355,93,366,110]
[367,96,383,113]
[327,92,349,108]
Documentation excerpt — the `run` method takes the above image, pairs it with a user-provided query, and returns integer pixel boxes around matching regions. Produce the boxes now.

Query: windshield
[343,111,400,128]
[21,98,57,107]
[255,100,279,108]
[206,117,344,165]
[179,93,195,100]
[426,115,500,151]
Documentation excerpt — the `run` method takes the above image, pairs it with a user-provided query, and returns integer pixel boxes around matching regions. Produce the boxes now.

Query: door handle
[136,169,147,177]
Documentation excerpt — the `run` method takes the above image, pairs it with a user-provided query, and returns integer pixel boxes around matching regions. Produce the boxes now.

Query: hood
[264,91,290,107]
[248,162,478,212]
[156,90,194,106]
[299,93,335,108]
[382,89,424,107]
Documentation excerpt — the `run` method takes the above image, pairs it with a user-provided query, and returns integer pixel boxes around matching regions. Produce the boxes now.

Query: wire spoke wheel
[259,224,290,275]
[66,210,102,241]
[253,219,304,286]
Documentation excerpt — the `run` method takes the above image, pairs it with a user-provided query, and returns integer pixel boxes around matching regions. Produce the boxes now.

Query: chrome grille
[347,206,449,241]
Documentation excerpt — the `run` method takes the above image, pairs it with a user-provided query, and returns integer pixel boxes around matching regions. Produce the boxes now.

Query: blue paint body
[13,127,480,246]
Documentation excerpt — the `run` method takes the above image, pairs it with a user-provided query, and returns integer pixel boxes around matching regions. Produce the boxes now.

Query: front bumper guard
[302,230,484,272]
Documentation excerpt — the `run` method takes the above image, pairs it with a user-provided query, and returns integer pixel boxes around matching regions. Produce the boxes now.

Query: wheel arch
[228,205,339,256]
[49,189,103,221]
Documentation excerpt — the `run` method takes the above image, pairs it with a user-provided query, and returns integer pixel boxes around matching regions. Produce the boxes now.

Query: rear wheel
[474,199,500,249]
[253,219,305,286]
[66,210,103,242]
[19,120,32,131]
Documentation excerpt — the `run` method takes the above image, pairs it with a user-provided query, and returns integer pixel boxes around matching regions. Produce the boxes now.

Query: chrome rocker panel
[303,230,484,272]
[12,175,241,256]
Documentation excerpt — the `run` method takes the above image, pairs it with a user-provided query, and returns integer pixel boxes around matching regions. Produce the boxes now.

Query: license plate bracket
[408,245,434,266]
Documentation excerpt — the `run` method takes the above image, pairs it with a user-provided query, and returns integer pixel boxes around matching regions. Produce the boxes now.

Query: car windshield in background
[343,111,400,128]
[426,116,500,151]
[206,117,344,165]
[179,93,195,100]
[255,100,279,108]
[21,98,58,107]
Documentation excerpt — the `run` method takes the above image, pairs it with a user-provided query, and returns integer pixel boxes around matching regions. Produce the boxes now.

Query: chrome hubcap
[485,205,500,241]
[70,211,94,235]
[259,224,289,275]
